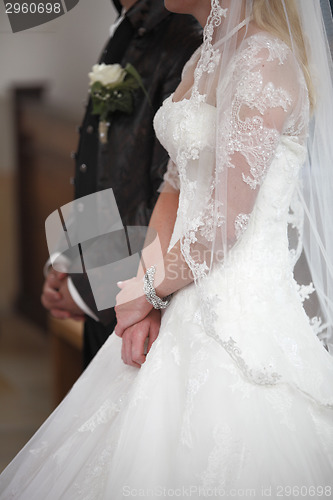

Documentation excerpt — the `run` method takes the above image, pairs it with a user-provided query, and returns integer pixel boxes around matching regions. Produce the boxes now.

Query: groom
[41,0,201,367]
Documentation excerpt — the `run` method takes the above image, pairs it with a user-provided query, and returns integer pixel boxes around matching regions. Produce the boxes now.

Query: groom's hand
[121,309,161,368]
[41,269,85,321]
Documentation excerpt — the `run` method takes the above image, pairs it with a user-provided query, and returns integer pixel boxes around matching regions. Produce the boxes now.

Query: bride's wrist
[143,265,172,309]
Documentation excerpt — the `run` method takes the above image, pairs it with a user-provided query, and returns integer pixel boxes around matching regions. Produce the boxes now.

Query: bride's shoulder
[241,31,293,64]
[229,30,308,114]
[233,30,304,87]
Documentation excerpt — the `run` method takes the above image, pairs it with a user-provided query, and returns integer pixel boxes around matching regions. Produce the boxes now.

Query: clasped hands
[115,275,160,368]
[41,270,161,368]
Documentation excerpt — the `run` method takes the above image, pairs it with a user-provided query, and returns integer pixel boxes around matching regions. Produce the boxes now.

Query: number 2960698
[5,3,62,14]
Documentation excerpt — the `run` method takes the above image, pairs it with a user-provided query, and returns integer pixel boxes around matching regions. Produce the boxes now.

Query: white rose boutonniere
[88,62,149,143]
[89,63,126,87]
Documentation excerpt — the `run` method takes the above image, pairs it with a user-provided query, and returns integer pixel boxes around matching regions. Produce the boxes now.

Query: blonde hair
[252,0,315,111]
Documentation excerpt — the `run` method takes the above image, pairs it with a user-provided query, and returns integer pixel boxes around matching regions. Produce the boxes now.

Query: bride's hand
[114,277,153,337]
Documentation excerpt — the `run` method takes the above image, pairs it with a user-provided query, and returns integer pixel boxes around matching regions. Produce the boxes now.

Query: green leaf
[91,101,105,116]
[105,91,133,115]
[91,81,103,93]
[125,63,152,107]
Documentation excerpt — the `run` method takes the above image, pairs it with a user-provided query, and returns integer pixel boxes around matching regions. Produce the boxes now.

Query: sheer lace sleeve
[158,158,180,193]
[217,34,308,247]
[180,33,309,279]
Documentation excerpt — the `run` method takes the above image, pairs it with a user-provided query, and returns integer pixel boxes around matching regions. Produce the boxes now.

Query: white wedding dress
[1,33,333,500]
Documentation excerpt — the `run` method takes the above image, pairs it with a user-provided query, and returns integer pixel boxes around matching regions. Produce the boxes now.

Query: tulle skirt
[1,279,333,499]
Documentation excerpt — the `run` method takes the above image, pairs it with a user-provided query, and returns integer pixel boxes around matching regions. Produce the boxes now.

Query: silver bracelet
[143,266,172,309]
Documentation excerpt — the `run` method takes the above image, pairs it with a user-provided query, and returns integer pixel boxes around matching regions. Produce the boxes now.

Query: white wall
[0,0,118,310]
[0,0,117,118]
[0,0,117,173]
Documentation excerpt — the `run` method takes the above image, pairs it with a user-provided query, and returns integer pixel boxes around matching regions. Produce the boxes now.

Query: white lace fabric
[154,5,333,407]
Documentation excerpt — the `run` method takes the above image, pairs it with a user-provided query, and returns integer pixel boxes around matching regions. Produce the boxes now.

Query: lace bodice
[155,95,216,168]
[154,32,309,259]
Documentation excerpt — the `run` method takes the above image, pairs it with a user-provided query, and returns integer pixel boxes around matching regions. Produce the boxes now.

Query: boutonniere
[88,63,149,144]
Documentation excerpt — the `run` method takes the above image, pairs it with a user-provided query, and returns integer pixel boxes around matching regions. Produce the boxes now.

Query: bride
[1,0,333,498]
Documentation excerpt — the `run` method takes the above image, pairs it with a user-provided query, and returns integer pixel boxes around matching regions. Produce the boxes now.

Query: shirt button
[86,125,94,134]
[77,202,84,213]
[138,27,146,36]
[80,163,87,173]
